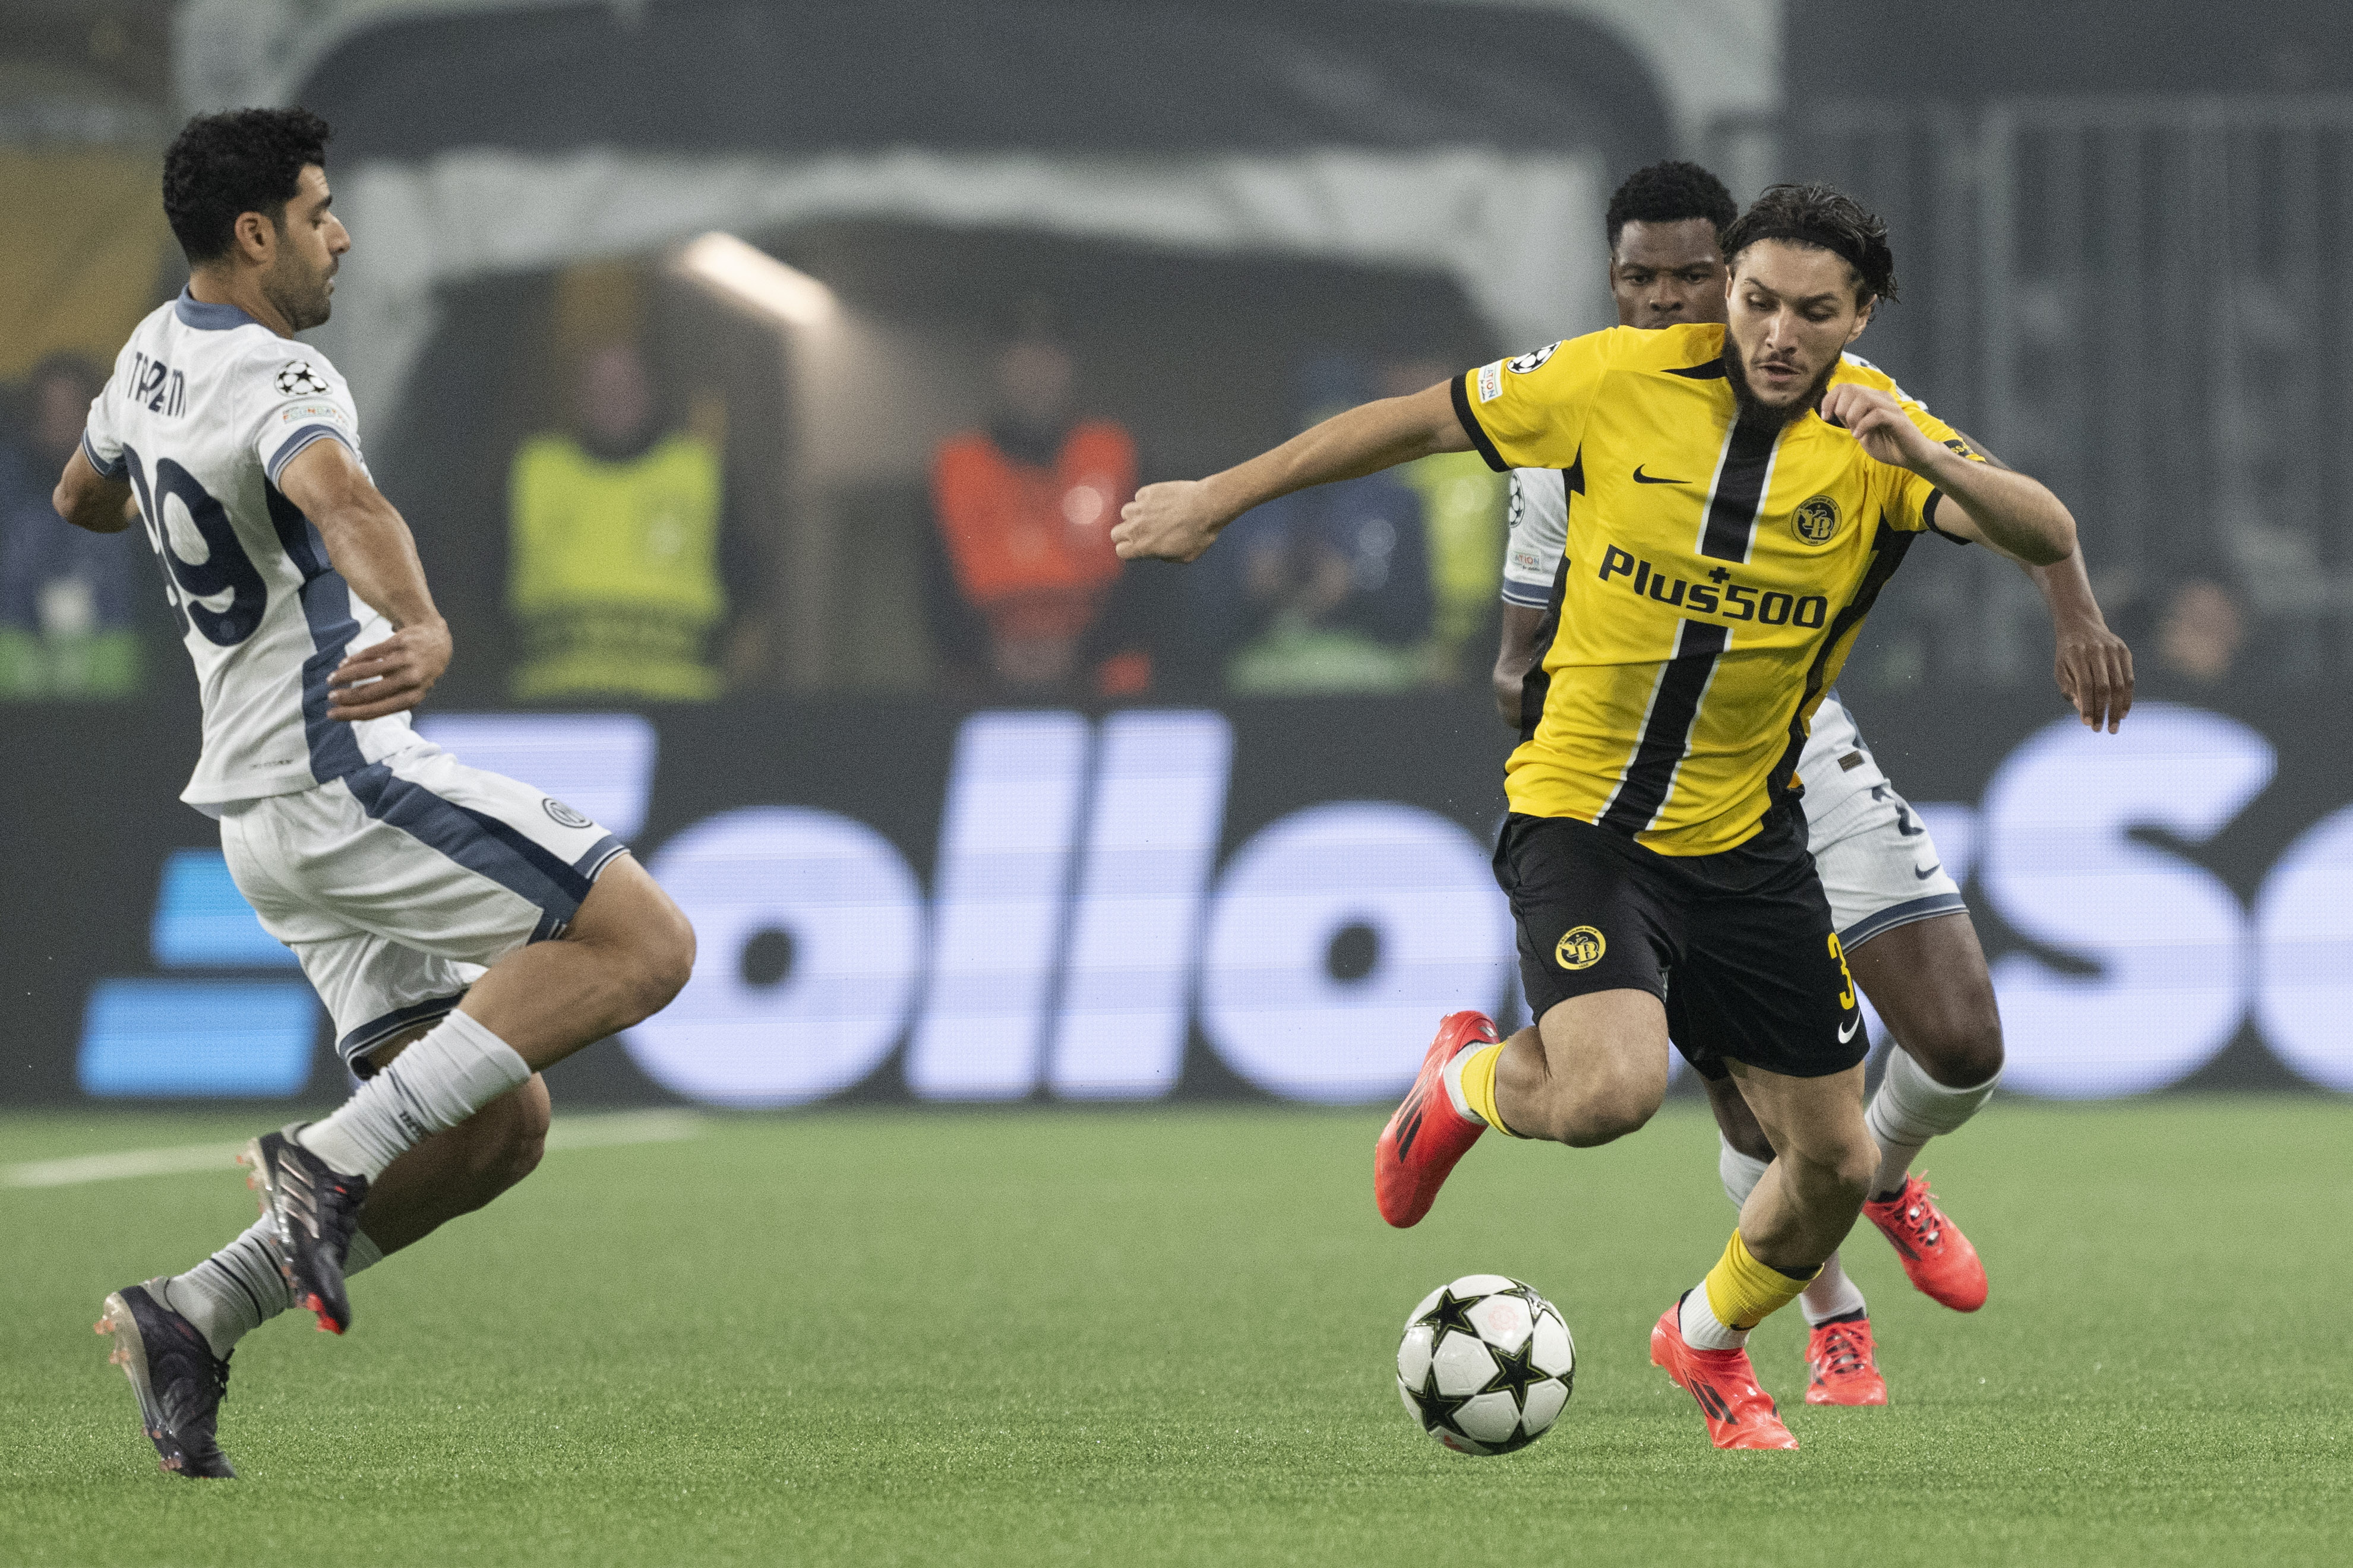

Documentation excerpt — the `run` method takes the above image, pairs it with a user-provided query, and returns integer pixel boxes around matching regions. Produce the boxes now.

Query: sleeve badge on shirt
[1477,361,1504,403]
[1507,342,1559,374]
[274,361,330,396]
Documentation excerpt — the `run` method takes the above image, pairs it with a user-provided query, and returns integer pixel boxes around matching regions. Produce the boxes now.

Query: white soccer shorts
[1801,746,1967,949]
[219,743,628,1071]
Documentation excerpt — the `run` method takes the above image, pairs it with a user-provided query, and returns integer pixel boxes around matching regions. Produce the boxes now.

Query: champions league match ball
[1395,1274,1576,1455]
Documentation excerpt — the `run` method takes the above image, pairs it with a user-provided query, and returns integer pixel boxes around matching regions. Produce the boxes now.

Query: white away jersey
[83,290,419,810]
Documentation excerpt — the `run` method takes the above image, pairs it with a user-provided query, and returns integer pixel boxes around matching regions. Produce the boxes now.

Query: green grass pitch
[4,1097,2348,1566]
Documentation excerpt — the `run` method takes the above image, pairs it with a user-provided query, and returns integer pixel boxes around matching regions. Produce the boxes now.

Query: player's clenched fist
[1818,383,1939,472]
[1113,479,1224,564]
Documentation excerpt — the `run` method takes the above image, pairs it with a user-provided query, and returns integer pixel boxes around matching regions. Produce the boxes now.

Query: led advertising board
[4,693,2346,1106]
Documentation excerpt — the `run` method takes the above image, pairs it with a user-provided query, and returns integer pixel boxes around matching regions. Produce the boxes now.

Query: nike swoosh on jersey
[1838,1016,1862,1043]
[1913,862,1942,880]
[1631,464,1688,485]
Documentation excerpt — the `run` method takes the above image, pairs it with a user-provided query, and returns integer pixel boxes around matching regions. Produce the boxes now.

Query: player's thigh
[1670,832,1865,1083]
[1495,813,1678,1055]
[1723,1057,1871,1184]
[1531,986,1673,1107]
[563,848,694,966]
[1845,912,2002,1084]
[1811,801,1999,1081]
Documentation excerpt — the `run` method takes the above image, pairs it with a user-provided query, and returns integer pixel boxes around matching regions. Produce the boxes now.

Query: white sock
[1678,1286,1746,1352]
[1866,1047,2000,1199]
[1799,1253,1868,1324]
[164,1223,387,1358]
[298,1011,530,1180]
[1438,1045,1484,1125]
[1717,1138,1769,1209]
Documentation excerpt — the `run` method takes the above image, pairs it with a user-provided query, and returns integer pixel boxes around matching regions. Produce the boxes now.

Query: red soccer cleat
[1864,1172,1988,1313]
[1650,1304,1799,1449]
[1804,1314,1888,1406]
[1373,1011,1500,1228]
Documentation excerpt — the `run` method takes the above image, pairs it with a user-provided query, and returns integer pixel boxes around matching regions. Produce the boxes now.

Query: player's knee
[1545,1071,1663,1148]
[1828,1137,1880,1206]
[637,902,696,1012]
[1778,1126,1877,1210]
[470,1078,549,1193]
[611,896,696,1025]
[503,1078,551,1184]
[1906,1006,2005,1089]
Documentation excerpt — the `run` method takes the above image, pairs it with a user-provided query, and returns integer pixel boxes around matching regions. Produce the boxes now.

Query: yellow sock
[1455,1042,1521,1137]
[1701,1229,1817,1332]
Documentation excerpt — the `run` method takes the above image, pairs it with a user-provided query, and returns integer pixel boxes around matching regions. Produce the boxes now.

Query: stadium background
[6,0,2353,1113]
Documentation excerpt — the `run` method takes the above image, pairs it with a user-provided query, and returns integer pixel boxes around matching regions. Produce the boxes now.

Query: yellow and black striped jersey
[1454,323,1982,856]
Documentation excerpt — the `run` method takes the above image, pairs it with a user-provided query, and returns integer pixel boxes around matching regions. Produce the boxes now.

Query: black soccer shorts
[1491,807,1868,1081]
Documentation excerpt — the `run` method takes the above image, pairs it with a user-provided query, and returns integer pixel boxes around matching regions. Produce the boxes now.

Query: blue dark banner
[5,691,2348,1107]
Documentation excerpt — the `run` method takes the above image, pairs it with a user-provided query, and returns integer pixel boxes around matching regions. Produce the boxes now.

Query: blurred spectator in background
[0,353,144,699]
[507,341,761,701]
[2148,575,2248,694]
[1202,356,1433,694]
[1379,354,1506,685]
[930,315,1141,696]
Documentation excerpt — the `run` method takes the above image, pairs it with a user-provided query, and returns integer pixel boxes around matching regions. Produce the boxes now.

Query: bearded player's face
[260,165,349,333]
[1722,239,1872,413]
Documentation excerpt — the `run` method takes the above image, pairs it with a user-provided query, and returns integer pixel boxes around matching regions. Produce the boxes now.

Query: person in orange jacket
[930,325,1142,694]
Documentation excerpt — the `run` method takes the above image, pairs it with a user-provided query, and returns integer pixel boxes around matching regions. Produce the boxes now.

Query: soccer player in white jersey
[1486,163,2133,1403]
[54,109,696,1478]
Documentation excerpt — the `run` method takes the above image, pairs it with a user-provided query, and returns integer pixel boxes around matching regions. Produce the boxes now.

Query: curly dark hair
[1605,161,1739,249]
[1720,182,1899,306]
[163,108,333,264]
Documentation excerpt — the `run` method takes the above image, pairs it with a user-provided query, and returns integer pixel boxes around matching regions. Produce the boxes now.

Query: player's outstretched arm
[50,448,137,535]
[1111,381,1470,563]
[2029,548,2134,734]
[276,438,453,722]
[1820,383,2074,566]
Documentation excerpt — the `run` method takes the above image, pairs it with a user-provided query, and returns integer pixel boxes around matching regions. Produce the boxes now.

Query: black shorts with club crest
[1492,805,1867,1080]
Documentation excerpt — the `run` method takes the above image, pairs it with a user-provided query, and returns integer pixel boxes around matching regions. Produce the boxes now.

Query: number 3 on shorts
[1828,932,1858,1012]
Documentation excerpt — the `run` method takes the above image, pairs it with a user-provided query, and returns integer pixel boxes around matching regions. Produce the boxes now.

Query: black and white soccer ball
[1395,1273,1575,1455]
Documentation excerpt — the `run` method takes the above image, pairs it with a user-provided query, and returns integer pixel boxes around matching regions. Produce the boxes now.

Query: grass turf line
[3,1098,2348,1567]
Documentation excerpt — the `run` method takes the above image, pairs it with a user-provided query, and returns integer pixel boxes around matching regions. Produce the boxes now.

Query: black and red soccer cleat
[1864,1171,1988,1313]
[95,1281,236,1478]
[1804,1312,1890,1406]
[1374,1010,1501,1228]
[240,1127,367,1335]
[1650,1301,1799,1449]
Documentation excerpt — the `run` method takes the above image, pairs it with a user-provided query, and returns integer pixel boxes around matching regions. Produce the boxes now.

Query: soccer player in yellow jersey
[1114,184,2079,1450]
[1494,163,2133,1408]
